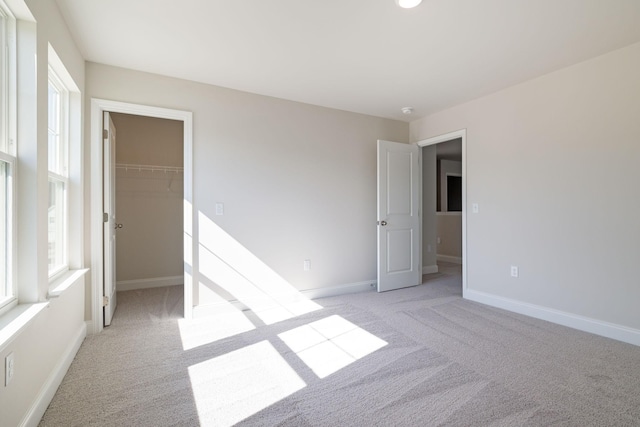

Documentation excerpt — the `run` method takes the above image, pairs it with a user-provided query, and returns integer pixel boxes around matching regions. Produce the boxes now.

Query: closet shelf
[116,163,183,173]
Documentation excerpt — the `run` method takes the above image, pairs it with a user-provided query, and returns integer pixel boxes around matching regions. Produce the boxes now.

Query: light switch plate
[215,203,224,216]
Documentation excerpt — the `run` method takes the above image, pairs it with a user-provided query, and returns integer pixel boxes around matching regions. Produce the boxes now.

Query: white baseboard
[21,323,86,427]
[422,265,439,274]
[192,280,377,317]
[437,254,462,264]
[85,320,95,335]
[465,289,640,347]
[117,275,183,292]
[301,280,375,299]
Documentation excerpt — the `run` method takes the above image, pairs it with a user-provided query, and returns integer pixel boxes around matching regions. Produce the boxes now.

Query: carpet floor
[40,263,640,426]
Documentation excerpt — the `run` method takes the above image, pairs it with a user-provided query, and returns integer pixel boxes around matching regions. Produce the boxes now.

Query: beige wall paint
[112,113,184,166]
[422,145,437,269]
[411,41,640,331]
[85,63,409,308]
[437,214,462,260]
[111,113,184,283]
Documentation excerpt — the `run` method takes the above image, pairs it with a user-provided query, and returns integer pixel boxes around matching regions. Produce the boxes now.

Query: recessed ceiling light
[401,107,414,115]
[395,0,422,9]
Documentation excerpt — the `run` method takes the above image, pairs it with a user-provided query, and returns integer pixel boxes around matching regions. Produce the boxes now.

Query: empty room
[1,1,640,426]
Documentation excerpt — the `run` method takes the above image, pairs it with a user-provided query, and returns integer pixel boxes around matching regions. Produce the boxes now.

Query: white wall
[410,41,640,340]
[0,0,86,425]
[85,63,409,309]
[111,114,184,287]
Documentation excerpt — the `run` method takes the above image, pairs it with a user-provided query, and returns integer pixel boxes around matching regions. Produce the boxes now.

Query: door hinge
[103,212,108,223]
[103,295,109,307]
[103,129,108,139]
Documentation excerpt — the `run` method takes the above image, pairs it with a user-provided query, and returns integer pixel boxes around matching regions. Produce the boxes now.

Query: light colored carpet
[40,263,640,426]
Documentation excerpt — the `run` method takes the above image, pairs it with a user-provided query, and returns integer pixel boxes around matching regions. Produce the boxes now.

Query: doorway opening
[418,129,467,296]
[90,99,193,334]
[110,113,184,325]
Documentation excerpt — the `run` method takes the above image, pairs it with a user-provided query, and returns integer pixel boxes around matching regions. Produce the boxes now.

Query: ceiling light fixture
[395,0,422,9]
[401,107,414,115]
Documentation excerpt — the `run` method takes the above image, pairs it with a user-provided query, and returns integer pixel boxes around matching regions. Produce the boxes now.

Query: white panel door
[103,112,118,326]
[377,140,421,292]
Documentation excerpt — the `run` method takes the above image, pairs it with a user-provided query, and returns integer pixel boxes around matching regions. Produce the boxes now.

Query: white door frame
[90,98,193,333]
[417,129,467,296]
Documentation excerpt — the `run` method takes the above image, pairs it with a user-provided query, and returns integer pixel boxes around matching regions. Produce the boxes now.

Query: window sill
[0,302,50,353]
[48,268,89,298]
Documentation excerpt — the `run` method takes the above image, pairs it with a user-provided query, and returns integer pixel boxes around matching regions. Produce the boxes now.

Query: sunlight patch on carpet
[178,309,255,350]
[188,340,306,427]
[278,315,387,378]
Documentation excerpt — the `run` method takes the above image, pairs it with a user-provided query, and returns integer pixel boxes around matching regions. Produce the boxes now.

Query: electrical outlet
[510,266,519,278]
[5,352,14,386]
[437,237,441,244]
[303,259,311,271]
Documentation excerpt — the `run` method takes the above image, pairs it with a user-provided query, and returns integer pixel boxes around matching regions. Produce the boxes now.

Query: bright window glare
[188,341,306,426]
[279,316,387,379]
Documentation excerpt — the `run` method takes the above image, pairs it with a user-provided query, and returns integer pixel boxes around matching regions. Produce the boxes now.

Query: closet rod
[115,163,183,173]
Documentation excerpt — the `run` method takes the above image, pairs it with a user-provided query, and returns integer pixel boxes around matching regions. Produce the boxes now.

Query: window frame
[0,2,16,315]
[47,67,70,281]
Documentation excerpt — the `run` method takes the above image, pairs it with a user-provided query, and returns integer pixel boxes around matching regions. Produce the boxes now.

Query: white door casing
[377,140,421,292]
[103,112,117,326]
[91,99,193,334]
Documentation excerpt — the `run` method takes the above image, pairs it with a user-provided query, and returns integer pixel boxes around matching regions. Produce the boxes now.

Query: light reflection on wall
[197,211,321,325]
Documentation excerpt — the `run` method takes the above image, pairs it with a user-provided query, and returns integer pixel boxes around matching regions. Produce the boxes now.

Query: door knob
[379,220,387,226]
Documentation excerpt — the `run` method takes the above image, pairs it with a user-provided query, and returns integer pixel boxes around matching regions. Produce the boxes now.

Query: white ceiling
[55,0,640,122]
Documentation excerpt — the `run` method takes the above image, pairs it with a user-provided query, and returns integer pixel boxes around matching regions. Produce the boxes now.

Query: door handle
[115,223,123,229]
[378,220,387,226]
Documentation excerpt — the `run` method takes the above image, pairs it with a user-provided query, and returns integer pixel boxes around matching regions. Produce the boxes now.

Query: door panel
[103,112,117,326]
[377,140,420,292]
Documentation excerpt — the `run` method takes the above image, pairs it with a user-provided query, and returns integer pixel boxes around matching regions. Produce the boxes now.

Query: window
[47,70,69,278]
[0,5,15,310]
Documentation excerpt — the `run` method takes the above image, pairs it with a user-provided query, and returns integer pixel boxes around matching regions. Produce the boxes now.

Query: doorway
[110,113,184,323]
[90,99,193,334]
[418,129,467,295]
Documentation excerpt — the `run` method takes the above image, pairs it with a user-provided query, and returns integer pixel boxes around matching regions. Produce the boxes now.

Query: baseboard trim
[437,254,462,264]
[21,322,86,427]
[85,320,95,335]
[465,289,640,347]
[300,280,376,299]
[191,280,377,317]
[117,275,184,291]
[422,265,439,274]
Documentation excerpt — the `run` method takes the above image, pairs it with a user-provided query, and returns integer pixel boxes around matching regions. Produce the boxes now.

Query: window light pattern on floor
[278,315,388,379]
[188,340,306,427]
